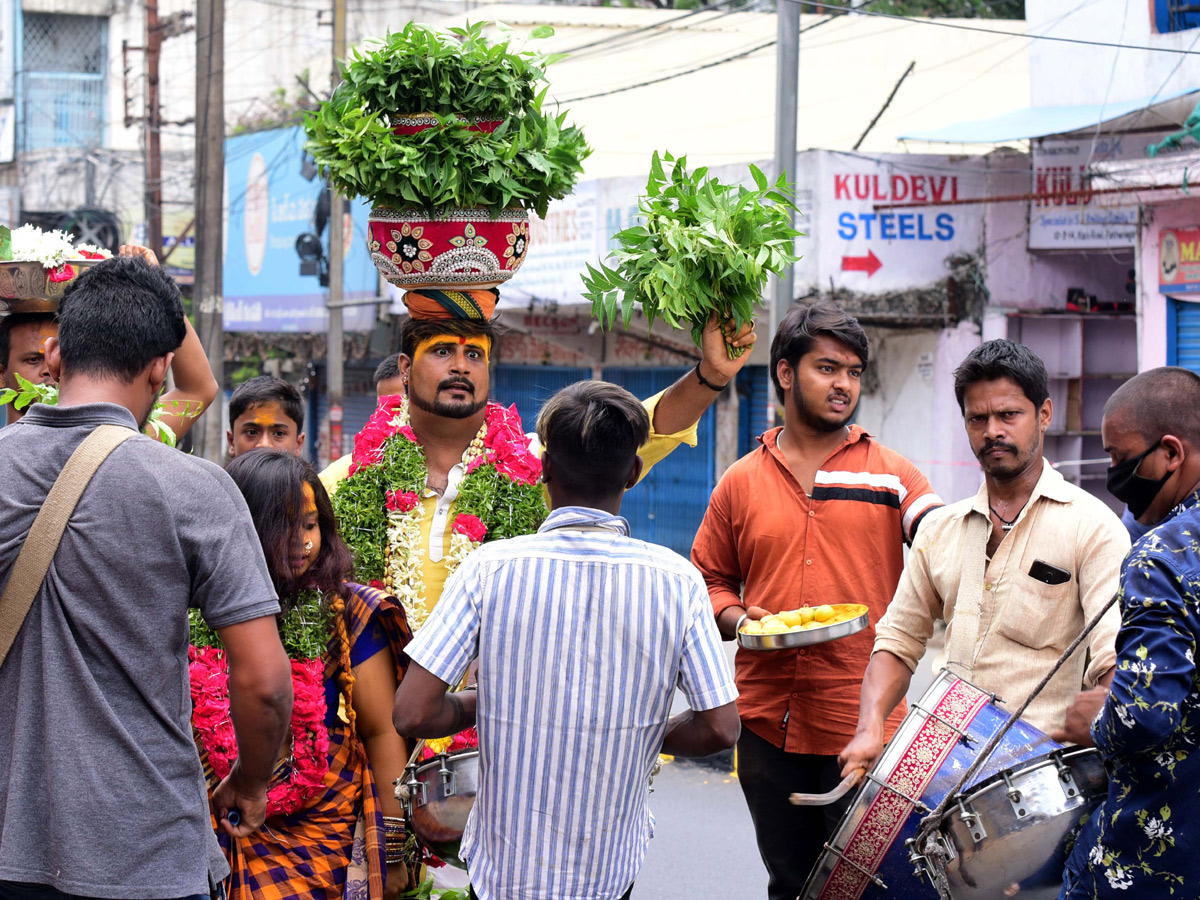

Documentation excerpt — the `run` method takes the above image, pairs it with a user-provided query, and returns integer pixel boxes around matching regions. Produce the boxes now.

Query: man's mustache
[438,378,475,393]
[978,440,1018,457]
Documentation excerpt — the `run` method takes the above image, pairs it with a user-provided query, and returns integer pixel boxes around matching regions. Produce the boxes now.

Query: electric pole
[326,0,347,465]
[195,0,225,462]
[771,0,799,347]
[145,0,162,259]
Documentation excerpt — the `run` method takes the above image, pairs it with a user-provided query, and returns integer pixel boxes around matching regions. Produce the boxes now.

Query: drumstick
[789,768,865,806]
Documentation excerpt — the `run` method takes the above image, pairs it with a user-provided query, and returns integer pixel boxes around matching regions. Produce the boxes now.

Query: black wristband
[694,362,727,392]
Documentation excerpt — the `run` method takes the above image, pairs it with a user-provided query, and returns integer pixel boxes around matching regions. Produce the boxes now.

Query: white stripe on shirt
[404,506,738,900]
[815,469,907,501]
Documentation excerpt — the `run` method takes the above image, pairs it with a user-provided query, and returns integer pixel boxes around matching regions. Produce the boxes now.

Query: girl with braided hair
[198,450,414,900]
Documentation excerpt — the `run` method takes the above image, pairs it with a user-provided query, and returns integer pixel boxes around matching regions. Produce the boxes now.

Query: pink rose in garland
[349,394,406,475]
[188,648,330,817]
[452,513,487,543]
[385,490,420,513]
[482,403,542,485]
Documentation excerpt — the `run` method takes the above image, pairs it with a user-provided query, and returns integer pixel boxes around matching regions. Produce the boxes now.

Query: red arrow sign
[841,250,882,277]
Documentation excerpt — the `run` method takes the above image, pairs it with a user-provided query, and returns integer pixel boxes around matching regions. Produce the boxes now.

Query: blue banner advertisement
[223,126,378,332]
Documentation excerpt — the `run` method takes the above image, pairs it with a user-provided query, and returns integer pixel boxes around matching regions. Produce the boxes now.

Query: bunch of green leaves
[304,24,590,216]
[0,225,11,260]
[0,376,203,448]
[0,373,57,411]
[189,590,334,660]
[582,152,801,356]
[342,21,561,118]
[399,877,469,900]
[144,399,204,448]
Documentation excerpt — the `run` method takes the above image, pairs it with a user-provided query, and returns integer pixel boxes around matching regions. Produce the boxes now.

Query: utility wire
[559,6,851,103]
[779,0,1200,54]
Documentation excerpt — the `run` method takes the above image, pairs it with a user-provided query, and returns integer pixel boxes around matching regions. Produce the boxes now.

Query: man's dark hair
[229,376,305,432]
[400,318,498,359]
[56,258,185,381]
[537,381,651,499]
[373,353,402,386]
[952,340,1049,413]
[769,302,870,404]
[0,312,56,369]
[1105,366,1200,446]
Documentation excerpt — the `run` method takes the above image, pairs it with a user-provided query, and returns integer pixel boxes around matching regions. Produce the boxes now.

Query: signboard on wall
[1031,133,1197,250]
[223,127,377,332]
[1159,226,1200,294]
[793,151,987,294]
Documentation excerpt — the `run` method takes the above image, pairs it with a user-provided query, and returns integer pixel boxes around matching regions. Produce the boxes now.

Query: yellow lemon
[799,606,816,625]
[814,605,835,623]
[780,609,805,628]
[741,620,765,635]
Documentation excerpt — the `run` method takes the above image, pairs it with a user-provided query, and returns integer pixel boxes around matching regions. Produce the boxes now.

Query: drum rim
[941,746,1100,812]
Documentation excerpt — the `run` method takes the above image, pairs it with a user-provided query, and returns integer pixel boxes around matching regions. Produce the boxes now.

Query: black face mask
[1106,439,1172,520]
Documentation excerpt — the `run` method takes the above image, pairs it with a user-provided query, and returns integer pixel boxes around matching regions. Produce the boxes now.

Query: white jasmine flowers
[7,226,112,267]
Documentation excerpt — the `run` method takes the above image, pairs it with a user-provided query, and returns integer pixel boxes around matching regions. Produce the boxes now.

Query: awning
[898,87,1200,143]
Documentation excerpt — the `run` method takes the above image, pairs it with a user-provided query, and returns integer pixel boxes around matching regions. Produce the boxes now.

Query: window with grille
[1154,0,1200,33]
[20,12,107,151]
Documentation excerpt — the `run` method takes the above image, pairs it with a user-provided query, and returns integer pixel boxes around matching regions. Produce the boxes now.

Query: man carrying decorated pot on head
[324,285,754,880]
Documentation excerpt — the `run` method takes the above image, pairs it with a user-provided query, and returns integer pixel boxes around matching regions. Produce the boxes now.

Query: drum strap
[0,424,135,670]
[943,509,991,678]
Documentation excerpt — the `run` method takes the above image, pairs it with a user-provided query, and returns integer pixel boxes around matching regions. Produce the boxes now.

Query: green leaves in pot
[581,152,801,358]
[304,23,589,217]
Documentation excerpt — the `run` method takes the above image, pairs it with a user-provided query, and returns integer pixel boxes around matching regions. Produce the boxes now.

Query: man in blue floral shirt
[1057,366,1200,899]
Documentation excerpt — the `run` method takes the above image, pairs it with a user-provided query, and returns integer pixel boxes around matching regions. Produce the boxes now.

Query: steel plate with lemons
[737,603,869,650]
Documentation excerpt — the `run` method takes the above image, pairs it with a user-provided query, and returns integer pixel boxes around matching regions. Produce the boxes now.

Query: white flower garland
[382,401,489,632]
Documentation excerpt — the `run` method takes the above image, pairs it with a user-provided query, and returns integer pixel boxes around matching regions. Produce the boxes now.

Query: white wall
[1026,0,1200,107]
[855,322,982,505]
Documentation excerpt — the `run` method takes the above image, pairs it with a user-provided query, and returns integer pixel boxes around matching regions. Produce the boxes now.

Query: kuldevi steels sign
[792,151,986,295]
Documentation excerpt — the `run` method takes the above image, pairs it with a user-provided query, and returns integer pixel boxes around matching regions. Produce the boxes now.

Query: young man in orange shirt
[691,303,942,900]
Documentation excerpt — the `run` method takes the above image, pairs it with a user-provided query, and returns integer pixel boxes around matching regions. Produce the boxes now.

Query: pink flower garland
[188,646,331,817]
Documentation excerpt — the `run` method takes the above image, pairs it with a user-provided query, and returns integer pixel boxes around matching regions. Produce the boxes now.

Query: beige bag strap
[0,424,136,669]
[943,508,991,678]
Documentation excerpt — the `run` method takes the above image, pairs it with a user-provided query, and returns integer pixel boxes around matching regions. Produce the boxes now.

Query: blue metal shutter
[490,365,593,428]
[601,366,716,557]
[1172,298,1200,372]
[737,365,775,459]
[315,387,379,461]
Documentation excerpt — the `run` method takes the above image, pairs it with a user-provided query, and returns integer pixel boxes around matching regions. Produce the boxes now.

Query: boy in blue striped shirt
[395,380,740,900]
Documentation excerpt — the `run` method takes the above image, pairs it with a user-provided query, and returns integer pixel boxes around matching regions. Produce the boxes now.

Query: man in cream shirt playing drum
[839,340,1129,777]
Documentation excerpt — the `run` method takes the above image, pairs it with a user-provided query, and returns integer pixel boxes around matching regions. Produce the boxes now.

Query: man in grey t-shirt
[0,259,293,900]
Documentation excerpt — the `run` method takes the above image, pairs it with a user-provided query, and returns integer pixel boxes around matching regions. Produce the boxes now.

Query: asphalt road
[632,756,768,899]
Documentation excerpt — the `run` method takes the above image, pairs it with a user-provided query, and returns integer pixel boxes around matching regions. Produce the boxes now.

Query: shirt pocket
[993,574,1078,652]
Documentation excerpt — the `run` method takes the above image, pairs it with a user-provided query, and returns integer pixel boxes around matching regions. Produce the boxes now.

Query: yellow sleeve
[319,453,353,496]
[635,388,699,484]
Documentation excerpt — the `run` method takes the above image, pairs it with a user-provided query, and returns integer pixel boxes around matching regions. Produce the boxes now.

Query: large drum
[802,670,1102,900]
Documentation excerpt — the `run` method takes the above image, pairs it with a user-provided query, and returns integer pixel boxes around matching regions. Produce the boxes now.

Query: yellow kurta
[320,389,698,619]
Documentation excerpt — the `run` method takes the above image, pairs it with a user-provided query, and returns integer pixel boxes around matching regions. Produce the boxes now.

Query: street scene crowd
[0,247,1197,900]
[2,4,1200,900]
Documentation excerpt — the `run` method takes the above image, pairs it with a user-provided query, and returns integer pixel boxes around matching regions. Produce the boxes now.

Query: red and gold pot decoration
[367,206,530,291]
[389,113,504,136]
[0,259,105,312]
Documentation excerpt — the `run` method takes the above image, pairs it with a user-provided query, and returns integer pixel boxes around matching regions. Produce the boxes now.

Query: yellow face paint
[302,482,318,516]
[413,334,492,364]
[253,414,278,429]
[36,324,57,353]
